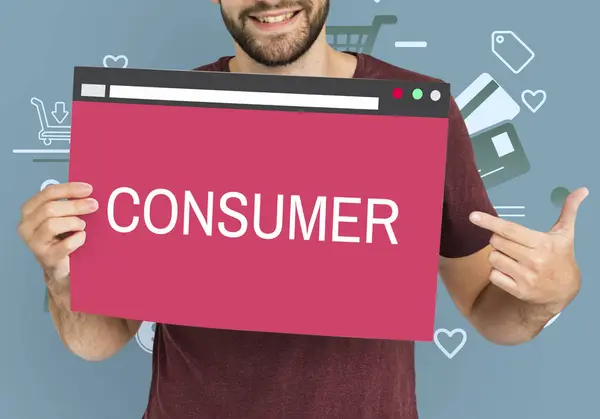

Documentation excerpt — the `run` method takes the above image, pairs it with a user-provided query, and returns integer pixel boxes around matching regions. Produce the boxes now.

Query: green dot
[550,187,570,207]
[412,88,423,100]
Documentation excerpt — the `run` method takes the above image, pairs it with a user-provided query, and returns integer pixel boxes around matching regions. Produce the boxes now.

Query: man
[17,1,587,418]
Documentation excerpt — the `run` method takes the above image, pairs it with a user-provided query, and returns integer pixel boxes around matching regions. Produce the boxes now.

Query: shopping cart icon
[31,97,71,146]
[326,15,397,54]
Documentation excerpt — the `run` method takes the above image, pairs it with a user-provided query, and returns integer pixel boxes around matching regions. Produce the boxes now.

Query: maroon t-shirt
[142,53,497,419]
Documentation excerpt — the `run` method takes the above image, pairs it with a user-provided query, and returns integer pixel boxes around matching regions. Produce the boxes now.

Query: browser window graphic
[69,67,450,341]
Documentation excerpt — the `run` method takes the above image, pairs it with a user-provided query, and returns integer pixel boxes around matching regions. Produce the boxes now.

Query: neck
[229,30,357,78]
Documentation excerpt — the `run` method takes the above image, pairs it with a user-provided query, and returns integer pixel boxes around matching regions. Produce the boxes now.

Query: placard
[69,67,450,341]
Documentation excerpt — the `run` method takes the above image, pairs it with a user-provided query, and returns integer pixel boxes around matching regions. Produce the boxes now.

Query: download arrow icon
[51,102,69,124]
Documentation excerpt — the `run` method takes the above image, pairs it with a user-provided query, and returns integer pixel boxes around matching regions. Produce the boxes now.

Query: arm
[437,97,547,345]
[437,98,585,346]
[439,246,555,345]
[47,274,141,361]
[17,182,142,362]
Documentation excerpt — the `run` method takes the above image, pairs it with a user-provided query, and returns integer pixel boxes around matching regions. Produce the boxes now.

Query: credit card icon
[456,73,520,136]
[471,122,530,189]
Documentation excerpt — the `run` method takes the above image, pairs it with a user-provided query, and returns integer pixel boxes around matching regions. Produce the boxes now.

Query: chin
[254,50,306,67]
[254,31,317,64]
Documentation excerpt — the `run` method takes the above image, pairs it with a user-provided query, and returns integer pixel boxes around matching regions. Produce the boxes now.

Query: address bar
[105,85,380,111]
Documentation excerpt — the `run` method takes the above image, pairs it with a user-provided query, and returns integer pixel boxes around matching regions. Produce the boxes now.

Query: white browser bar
[108,85,379,111]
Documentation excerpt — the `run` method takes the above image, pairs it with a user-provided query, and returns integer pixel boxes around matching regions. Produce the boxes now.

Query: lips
[249,10,302,24]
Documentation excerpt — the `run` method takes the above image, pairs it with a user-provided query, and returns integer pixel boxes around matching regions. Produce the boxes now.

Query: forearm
[469,283,558,345]
[47,275,137,361]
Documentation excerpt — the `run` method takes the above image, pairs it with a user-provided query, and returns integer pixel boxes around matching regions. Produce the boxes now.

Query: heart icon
[103,54,129,68]
[521,89,547,113]
[434,328,467,359]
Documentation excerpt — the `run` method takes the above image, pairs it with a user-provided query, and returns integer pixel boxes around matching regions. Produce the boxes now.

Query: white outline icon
[491,31,535,74]
[103,54,129,68]
[135,321,156,354]
[434,328,467,359]
[521,89,547,113]
[40,179,60,191]
[494,205,526,218]
[30,97,71,146]
[544,312,561,329]
[394,41,427,48]
[51,102,69,124]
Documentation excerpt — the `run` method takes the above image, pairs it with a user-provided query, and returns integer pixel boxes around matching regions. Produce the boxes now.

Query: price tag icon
[491,31,535,74]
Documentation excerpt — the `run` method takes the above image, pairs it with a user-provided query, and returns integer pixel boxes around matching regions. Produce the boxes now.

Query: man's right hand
[17,182,141,360]
[17,182,99,286]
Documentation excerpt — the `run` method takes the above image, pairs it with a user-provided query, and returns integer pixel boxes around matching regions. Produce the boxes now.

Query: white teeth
[257,12,295,23]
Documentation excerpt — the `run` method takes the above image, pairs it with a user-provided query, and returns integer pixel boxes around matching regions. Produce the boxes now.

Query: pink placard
[69,67,450,341]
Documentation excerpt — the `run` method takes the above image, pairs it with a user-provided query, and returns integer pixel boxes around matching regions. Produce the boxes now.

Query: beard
[220,0,329,67]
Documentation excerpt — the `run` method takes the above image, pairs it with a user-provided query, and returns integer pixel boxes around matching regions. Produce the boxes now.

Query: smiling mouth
[248,10,302,24]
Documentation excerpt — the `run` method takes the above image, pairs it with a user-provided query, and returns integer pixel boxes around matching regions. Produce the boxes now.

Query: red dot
[392,88,403,99]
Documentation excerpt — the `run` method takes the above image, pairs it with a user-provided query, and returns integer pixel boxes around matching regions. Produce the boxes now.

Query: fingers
[487,250,530,299]
[17,182,96,282]
[18,198,98,241]
[20,182,93,219]
[551,187,589,234]
[488,250,536,284]
[470,211,543,248]
[30,216,87,247]
[39,232,87,277]
[489,233,533,264]
[50,230,87,260]
[27,216,87,270]
[488,269,520,298]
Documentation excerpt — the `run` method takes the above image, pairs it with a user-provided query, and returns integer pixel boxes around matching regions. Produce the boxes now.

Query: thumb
[550,187,589,234]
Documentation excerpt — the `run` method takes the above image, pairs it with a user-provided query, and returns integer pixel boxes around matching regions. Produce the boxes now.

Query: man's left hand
[468,187,589,314]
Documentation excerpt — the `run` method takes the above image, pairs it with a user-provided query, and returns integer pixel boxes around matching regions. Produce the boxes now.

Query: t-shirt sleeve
[439,96,498,258]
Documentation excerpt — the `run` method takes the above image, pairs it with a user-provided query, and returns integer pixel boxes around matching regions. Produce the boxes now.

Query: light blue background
[1,1,598,418]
